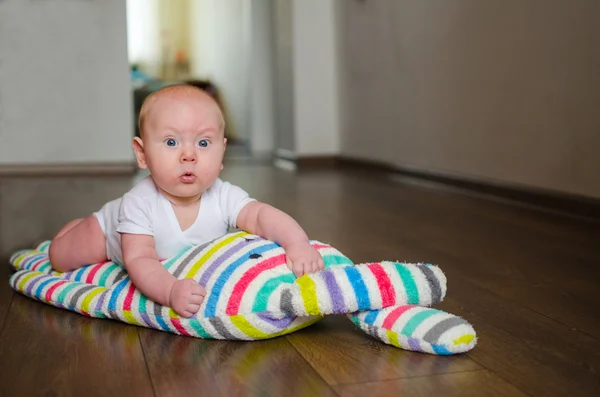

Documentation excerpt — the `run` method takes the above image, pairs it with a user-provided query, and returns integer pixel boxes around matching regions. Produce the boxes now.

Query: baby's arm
[121,233,205,317]
[236,202,324,277]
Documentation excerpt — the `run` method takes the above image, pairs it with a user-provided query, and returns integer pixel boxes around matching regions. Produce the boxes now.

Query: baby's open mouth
[180,172,196,183]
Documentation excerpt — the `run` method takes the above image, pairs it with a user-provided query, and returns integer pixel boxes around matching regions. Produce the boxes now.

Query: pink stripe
[123,283,136,311]
[368,263,395,307]
[85,261,107,284]
[226,254,285,315]
[171,318,191,336]
[30,258,46,271]
[45,281,68,302]
[382,305,416,329]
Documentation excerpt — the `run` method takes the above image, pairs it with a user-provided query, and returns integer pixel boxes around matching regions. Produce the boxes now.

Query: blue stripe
[108,277,130,311]
[25,254,45,270]
[344,266,370,310]
[74,268,85,282]
[204,242,278,318]
[34,277,60,297]
[154,314,172,332]
[363,310,379,325]
[432,344,452,355]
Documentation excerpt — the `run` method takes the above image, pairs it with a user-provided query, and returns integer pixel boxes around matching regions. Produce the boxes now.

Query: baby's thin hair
[137,84,225,138]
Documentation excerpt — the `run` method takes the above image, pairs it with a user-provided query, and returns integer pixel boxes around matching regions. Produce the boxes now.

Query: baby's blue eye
[165,138,177,147]
[198,139,210,148]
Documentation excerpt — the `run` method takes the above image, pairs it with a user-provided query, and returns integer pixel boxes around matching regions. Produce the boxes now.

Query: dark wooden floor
[1,162,599,396]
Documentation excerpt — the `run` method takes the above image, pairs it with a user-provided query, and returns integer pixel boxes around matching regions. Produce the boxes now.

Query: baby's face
[140,94,226,203]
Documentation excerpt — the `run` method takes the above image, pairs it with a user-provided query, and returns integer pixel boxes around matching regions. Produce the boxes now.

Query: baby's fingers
[292,261,306,278]
[317,257,325,271]
[189,293,205,306]
[190,283,206,296]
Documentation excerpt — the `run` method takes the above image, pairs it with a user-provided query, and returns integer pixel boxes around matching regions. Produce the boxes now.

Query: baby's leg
[48,215,108,273]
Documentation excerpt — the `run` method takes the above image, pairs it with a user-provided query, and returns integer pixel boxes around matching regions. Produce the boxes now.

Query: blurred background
[1,0,598,198]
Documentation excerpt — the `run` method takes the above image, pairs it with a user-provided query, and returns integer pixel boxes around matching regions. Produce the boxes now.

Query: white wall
[190,0,251,143]
[291,0,340,156]
[337,0,600,199]
[126,0,161,76]
[249,0,276,155]
[0,0,134,165]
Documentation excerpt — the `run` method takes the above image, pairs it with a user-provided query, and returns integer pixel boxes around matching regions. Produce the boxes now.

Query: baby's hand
[168,278,206,318]
[285,241,325,278]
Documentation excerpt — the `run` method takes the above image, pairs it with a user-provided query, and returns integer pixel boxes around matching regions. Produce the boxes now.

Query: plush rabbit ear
[348,306,477,355]
[267,261,447,318]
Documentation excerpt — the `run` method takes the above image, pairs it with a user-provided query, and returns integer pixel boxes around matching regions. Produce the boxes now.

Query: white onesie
[94,176,255,265]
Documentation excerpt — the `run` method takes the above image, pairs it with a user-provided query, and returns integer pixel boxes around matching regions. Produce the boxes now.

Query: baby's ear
[132,137,148,169]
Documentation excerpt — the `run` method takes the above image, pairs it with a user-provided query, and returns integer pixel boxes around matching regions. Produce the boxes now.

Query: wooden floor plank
[334,369,527,397]
[139,327,336,397]
[286,315,481,386]
[0,295,153,396]
[317,173,600,339]
[438,282,600,397]
[1,164,598,396]
[0,257,14,333]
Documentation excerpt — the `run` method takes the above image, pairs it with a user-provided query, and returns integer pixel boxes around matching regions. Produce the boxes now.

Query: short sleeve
[217,180,256,228]
[116,193,154,236]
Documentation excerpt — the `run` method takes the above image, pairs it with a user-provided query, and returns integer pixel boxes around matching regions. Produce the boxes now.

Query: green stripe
[139,294,148,313]
[189,318,211,338]
[164,248,189,271]
[39,262,51,273]
[395,264,419,304]
[323,254,353,269]
[57,283,81,305]
[252,274,296,312]
[401,309,439,337]
[98,263,119,287]
[39,241,51,252]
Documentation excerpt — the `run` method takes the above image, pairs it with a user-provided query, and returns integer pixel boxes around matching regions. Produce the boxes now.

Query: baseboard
[0,162,138,177]
[333,156,600,221]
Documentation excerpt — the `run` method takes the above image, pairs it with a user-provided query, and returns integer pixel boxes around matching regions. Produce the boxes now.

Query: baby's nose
[181,147,196,162]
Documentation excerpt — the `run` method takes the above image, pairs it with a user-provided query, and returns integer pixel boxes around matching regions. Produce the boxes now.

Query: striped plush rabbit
[9,231,476,355]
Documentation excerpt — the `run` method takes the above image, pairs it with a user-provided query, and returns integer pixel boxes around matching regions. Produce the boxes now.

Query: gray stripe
[417,264,442,304]
[209,317,237,339]
[68,285,97,307]
[154,301,164,317]
[172,242,210,278]
[366,324,379,338]
[10,271,29,289]
[280,289,295,315]
[423,316,468,343]
[112,270,127,284]
[106,309,121,320]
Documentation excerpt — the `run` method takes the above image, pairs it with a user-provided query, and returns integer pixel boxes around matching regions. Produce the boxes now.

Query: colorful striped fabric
[8,232,476,354]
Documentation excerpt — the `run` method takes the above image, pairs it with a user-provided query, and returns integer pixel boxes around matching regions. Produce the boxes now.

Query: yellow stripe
[230,315,271,339]
[386,330,401,348]
[231,315,323,340]
[296,275,320,315]
[13,253,29,270]
[269,317,322,338]
[17,272,41,291]
[123,310,141,326]
[454,334,475,345]
[80,287,106,313]
[185,232,248,278]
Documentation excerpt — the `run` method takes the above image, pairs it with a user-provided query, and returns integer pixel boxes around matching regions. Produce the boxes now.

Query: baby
[48,84,324,318]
